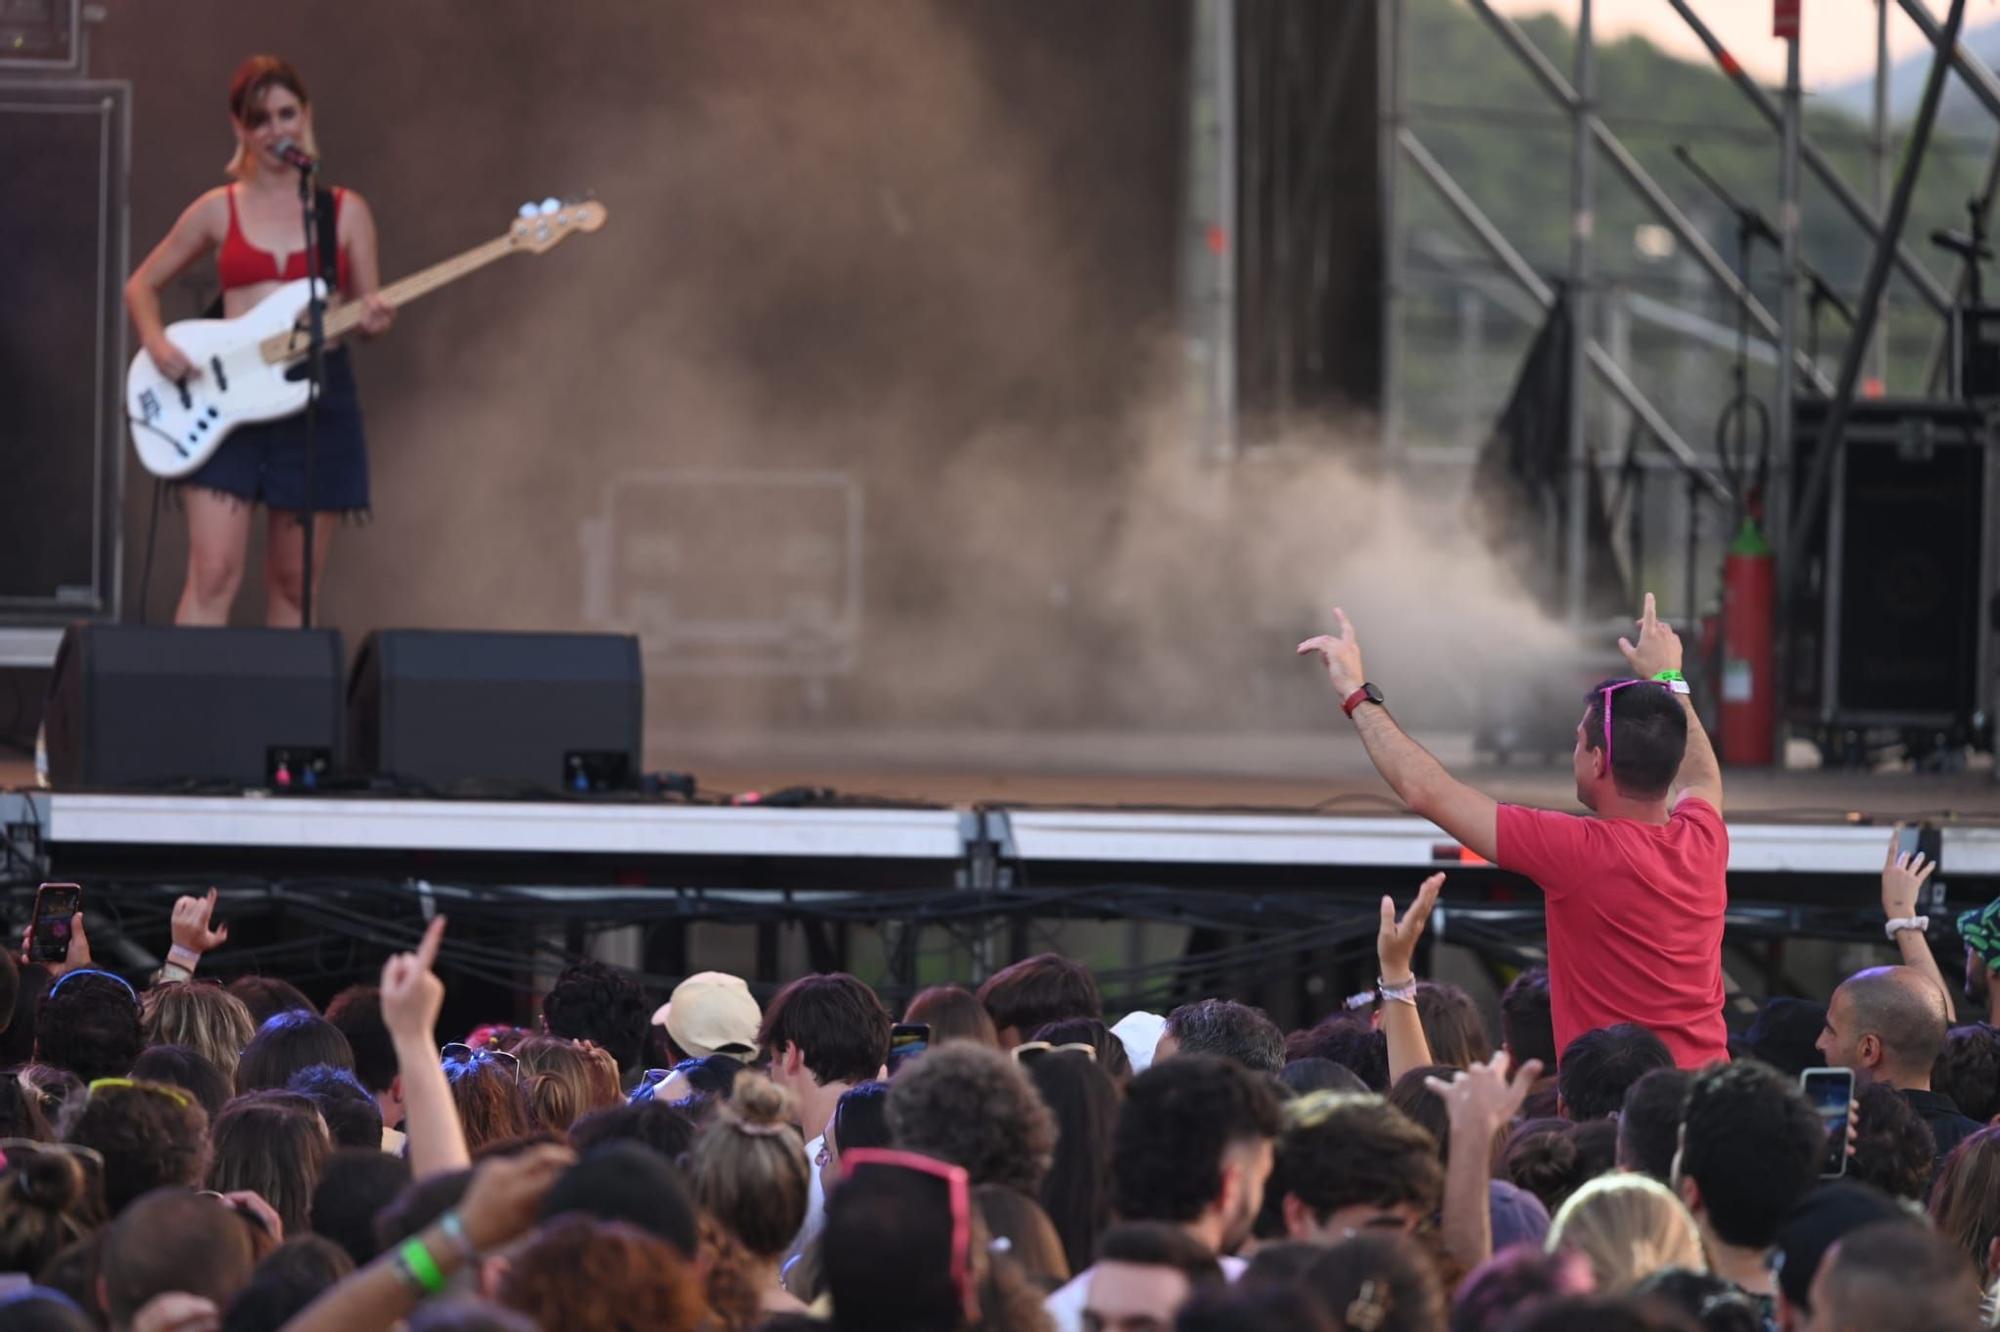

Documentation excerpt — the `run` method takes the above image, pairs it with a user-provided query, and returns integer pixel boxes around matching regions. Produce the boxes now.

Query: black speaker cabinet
[346,630,643,793]
[42,625,344,789]
[1790,398,1994,732]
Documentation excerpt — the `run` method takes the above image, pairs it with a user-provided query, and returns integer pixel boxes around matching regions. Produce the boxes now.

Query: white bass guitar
[127,198,607,479]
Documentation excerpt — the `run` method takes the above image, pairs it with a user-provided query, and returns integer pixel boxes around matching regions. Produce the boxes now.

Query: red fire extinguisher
[1720,517,1775,766]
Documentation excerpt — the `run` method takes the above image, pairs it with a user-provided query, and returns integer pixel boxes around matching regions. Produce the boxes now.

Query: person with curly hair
[1043,1053,1281,1332]
[142,981,258,1084]
[63,1077,209,1216]
[513,1036,620,1132]
[886,1043,1056,1198]
[497,1213,706,1331]
[1933,1022,2000,1125]
[36,971,143,1085]
[540,961,650,1087]
[1672,1061,1820,1317]
[1844,1079,1938,1203]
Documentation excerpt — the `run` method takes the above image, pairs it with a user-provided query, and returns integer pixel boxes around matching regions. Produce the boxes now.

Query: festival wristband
[1884,916,1929,940]
[396,1236,448,1296]
[1652,670,1690,696]
[166,944,202,973]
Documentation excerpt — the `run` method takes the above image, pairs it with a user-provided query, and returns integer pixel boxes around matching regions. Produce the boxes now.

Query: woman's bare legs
[175,489,254,625]
[264,510,339,627]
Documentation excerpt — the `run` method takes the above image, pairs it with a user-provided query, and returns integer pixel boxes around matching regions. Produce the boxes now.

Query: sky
[1488,0,1988,92]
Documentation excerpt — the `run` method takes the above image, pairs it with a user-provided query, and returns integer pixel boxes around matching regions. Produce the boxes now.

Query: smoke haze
[94,1,1582,775]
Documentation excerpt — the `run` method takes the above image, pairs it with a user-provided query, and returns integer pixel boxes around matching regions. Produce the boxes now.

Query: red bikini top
[217,185,352,294]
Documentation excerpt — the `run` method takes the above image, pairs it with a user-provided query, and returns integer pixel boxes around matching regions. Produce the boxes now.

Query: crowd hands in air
[0,602,1996,1331]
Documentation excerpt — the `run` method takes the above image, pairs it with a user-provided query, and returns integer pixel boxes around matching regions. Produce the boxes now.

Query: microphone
[272,137,317,172]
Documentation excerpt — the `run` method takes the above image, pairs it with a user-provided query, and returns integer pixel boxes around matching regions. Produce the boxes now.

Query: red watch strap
[1342,686,1371,718]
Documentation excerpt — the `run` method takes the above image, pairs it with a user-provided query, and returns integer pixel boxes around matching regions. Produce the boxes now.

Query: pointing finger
[414,915,447,971]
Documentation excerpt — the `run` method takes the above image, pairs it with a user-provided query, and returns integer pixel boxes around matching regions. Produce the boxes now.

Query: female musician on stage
[124,55,394,627]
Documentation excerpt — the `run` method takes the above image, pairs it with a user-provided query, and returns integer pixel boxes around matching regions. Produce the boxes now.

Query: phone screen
[29,883,82,964]
[1801,1068,1854,1177]
[890,1023,930,1054]
[1897,825,1924,859]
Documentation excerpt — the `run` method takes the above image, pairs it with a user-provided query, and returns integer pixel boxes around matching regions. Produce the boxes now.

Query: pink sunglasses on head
[840,1148,977,1323]
[1597,679,1664,770]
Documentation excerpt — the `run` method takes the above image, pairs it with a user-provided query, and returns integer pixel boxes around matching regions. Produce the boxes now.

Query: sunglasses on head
[1596,678,1666,772]
[1011,1041,1097,1064]
[840,1148,978,1323]
[441,1044,521,1079]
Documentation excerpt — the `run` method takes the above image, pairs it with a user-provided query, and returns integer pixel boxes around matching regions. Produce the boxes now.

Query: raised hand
[1379,874,1442,986]
[458,1141,577,1251]
[21,913,93,978]
[1296,607,1367,698]
[380,916,447,1046]
[1425,1049,1543,1140]
[171,888,230,956]
[1616,592,1682,680]
[1881,828,1936,920]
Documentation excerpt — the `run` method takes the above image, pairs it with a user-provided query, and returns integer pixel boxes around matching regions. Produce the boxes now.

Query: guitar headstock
[510,197,608,253]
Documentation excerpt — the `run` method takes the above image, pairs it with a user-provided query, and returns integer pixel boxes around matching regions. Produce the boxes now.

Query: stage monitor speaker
[42,625,345,789]
[346,630,643,793]
[1789,397,1992,731]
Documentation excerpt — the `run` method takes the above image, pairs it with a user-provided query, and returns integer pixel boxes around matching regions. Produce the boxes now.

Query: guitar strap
[201,187,340,318]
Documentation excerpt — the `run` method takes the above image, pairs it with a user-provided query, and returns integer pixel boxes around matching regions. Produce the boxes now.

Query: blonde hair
[689,1073,809,1260]
[224,54,319,179]
[142,982,257,1081]
[1547,1173,1706,1292]
[515,1036,622,1132]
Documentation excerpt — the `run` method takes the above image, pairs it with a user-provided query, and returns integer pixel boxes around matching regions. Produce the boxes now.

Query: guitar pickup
[210,357,228,391]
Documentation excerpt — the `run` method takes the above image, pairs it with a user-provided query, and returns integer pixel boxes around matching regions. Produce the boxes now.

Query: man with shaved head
[1803,1217,1982,1332]
[1816,965,1981,1173]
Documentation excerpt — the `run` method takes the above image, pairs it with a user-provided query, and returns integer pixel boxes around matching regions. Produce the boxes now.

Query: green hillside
[1395,0,1997,450]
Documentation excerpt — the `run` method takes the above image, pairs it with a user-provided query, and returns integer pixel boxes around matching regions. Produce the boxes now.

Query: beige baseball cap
[654,971,762,1060]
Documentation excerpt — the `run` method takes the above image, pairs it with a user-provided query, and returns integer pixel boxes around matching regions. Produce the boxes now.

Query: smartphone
[28,883,82,964]
[1801,1067,1855,1178]
[890,1023,931,1055]
[1897,825,1924,860]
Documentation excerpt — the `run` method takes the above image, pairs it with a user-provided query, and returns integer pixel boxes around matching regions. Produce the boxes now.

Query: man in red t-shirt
[1298,593,1729,1068]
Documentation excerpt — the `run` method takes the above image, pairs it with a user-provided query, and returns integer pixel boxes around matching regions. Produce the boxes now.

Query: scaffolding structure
[1190,0,2000,761]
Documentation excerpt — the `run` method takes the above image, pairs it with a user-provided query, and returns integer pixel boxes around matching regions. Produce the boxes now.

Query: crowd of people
[0,845,1990,1332]
[0,600,1993,1331]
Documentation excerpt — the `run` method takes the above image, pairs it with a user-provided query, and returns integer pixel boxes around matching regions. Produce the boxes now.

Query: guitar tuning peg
[518,202,538,220]
[540,197,561,216]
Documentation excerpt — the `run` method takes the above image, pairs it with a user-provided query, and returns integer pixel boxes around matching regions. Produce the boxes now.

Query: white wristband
[166,944,202,973]
[1885,916,1929,940]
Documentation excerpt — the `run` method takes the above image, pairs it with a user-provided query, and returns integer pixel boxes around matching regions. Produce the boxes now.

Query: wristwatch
[1342,683,1385,718]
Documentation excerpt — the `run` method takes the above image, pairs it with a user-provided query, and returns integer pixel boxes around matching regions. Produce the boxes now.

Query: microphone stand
[296,155,323,631]
[1675,144,1775,519]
